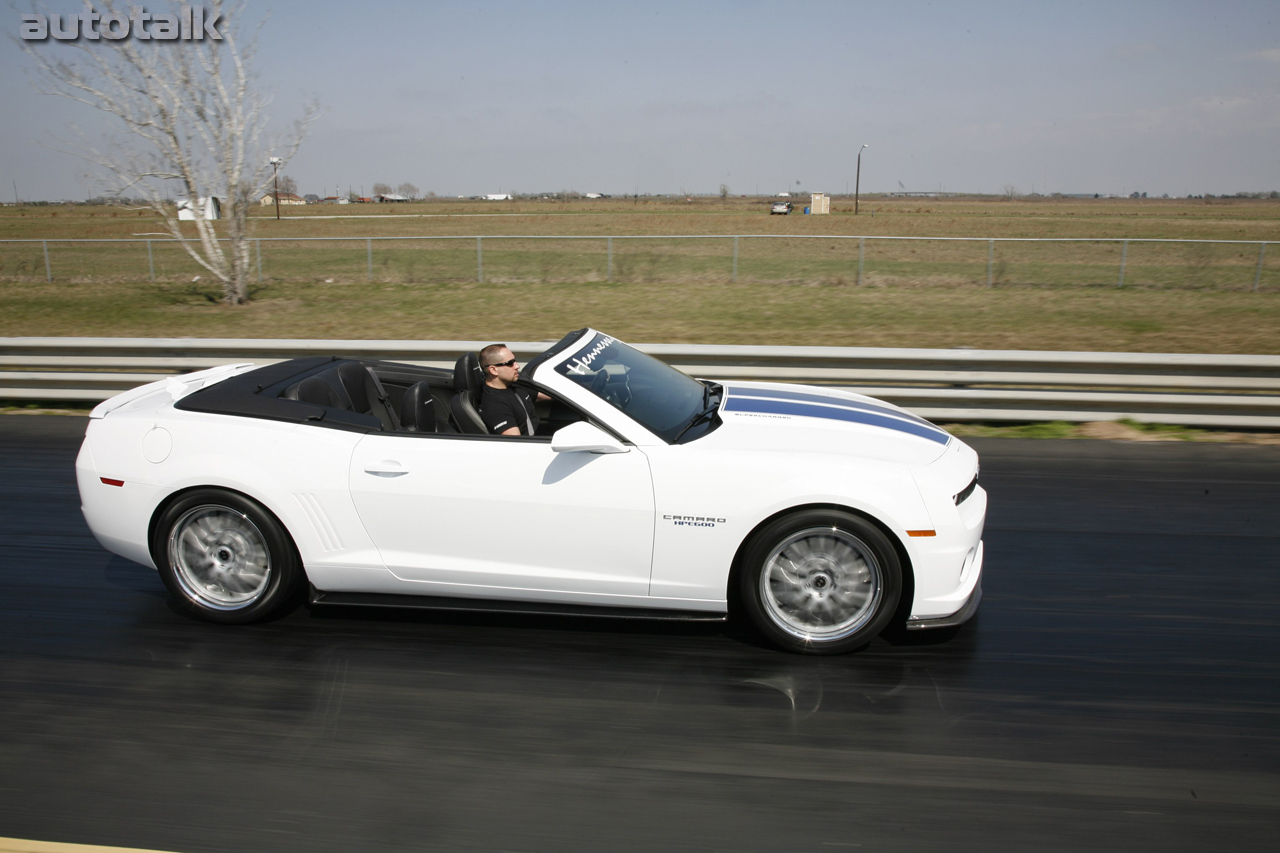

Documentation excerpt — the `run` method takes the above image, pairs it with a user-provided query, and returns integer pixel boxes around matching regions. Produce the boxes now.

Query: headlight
[953,467,979,505]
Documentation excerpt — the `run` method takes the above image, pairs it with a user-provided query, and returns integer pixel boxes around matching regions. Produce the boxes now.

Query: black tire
[152,488,303,624]
[739,509,902,655]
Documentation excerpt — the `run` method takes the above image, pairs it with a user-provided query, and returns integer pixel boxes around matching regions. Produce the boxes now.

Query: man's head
[479,343,519,388]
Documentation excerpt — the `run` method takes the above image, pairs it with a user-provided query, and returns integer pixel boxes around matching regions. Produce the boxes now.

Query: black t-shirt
[479,384,540,435]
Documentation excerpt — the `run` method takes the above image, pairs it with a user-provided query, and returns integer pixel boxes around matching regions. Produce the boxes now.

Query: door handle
[364,460,409,477]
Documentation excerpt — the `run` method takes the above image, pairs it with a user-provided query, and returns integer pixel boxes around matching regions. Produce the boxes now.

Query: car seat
[450,353,488,434]
[337,361,399,431]
[283,376,346,409]
[398,381,437,433]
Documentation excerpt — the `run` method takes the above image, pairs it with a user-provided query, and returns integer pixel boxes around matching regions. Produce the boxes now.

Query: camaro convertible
[76,329,985,654]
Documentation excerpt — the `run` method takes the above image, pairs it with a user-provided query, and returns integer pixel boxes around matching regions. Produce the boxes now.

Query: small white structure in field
[810,192,830,214]
[485,193,512,201]
[177,197,221,220]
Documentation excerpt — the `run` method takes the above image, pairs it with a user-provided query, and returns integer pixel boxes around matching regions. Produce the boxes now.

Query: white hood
[701,381,953,466]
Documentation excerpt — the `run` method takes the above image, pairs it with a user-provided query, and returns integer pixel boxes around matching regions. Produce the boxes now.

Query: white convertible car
[76,329,985,654]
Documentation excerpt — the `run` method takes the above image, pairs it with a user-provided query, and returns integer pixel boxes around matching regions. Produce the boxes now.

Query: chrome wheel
[167,505,272,610]
[759,526,883,641]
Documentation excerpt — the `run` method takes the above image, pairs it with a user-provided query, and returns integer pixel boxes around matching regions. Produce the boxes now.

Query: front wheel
[152,489,303,624]
[740,510,902,654]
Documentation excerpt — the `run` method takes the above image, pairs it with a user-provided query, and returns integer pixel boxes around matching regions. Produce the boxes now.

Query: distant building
[303,194,320,204]
[259,192,305,206]
[484,193,512,201]
[375,194,409,203]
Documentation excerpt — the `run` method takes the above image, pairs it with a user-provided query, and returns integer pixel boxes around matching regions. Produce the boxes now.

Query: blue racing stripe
[724,396,951,444]
[730,386,935,427]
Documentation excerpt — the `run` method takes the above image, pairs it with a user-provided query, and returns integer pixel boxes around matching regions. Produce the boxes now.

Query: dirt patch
[1077,421,1172,441]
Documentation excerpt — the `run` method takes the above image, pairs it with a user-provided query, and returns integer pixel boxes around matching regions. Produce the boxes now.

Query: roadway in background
[0,416,1277,852]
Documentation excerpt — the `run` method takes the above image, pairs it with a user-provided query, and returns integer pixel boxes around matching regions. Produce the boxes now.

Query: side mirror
[551,421,629,454]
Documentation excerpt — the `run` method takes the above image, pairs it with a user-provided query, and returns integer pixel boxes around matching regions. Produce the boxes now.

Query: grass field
[2,195,1278,352]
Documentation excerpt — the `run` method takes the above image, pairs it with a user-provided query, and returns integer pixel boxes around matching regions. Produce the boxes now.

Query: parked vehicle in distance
[76,329,985,654]
[770,201,793,215]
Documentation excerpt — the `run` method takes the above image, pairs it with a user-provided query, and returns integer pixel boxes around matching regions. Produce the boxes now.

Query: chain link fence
[0,234,1275,291]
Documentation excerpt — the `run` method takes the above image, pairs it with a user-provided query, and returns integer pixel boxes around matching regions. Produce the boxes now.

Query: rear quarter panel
[79,407,386,584]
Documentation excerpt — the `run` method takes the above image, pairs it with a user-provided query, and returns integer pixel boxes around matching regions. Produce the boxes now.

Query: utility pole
[855,144,868,215]
[269,156,282,220]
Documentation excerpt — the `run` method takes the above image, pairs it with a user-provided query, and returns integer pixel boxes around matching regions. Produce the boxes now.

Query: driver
[478,344,549,436]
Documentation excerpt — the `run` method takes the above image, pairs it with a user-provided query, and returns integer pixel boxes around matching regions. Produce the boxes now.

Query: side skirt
[308,587,727,623]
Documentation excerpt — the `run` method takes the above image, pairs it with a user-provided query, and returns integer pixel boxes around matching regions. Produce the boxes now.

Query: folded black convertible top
[175,357,383,432]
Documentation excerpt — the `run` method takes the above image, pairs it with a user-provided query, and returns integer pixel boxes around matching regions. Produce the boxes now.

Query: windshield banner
[560,334,617,376]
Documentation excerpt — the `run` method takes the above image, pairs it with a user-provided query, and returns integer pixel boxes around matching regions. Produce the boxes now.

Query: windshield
[554,332,709,442]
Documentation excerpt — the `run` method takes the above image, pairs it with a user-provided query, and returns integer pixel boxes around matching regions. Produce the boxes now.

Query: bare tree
[1002,184,1020,200]
[720,183,730,203]
[277,175,298,197]
[396,182,419,200]
[371,182,392,197]
[18,0,318,304]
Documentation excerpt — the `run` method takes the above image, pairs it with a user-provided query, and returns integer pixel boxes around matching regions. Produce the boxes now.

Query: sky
[2,0,1279,200]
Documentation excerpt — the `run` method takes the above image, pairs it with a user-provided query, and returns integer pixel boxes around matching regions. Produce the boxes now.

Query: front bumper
[905,540,984,630]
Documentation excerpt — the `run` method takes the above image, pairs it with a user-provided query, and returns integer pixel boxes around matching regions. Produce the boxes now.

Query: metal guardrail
[2,337,1279,429]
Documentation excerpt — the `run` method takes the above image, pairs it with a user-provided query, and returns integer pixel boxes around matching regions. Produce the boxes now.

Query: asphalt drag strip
[0,416,1276,852]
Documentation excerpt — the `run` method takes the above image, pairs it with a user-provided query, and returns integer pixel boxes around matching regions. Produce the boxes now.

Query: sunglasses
[487,359,518,369]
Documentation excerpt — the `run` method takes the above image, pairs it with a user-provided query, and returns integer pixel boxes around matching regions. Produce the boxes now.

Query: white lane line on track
[0,839,182,853]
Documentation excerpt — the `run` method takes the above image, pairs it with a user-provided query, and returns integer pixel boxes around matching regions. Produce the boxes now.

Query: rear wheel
[153,489,302,624]
[740,510,901,654]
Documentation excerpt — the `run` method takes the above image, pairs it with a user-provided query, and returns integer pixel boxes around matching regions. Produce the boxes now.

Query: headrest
[337,361,373,411]
[399,381,435,432]
[454,352,485,399]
